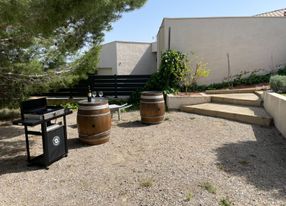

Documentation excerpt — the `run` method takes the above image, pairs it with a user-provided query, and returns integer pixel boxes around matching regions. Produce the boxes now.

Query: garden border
[263,91,286,138]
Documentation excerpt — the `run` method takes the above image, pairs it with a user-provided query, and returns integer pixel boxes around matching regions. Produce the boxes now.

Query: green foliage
[139,178,153,188]
[61,102,78,111]
[128,88,143,108]
[158,50,189,90]
[199,182,217,194]
[270,75,286,93]
[185,192,193,202]
[128,50,187,107]
[144,72,162,91]
[0,108,20,121]
[277,66,286,76]
[0,0,147,108]
[219,197,233,206]
[182,56,210,92]
[190,71,271,92]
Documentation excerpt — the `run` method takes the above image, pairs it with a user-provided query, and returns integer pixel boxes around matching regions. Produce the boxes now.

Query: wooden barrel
[140,91,165,124]
[77,100,111,145]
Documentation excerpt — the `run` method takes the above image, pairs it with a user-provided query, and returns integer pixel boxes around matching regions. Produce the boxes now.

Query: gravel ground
[1,111,286,206]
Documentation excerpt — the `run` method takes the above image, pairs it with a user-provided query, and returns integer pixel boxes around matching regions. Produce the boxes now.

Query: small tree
[181,54,210,92]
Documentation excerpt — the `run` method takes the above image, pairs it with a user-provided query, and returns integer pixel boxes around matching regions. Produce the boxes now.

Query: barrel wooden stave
[140,91,165,124]
[77,100,111,145]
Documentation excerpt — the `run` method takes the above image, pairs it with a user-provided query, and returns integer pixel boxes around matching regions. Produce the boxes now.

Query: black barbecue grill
[13,97,72,168]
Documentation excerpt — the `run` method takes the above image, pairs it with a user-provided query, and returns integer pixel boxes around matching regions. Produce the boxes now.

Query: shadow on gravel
[67,138,91,149]
[117,120,151,128]
[68,124,77,129]
[0,155,43,176]
[0,137,42,175]
[215,125,286,198]
[0,126,24,140]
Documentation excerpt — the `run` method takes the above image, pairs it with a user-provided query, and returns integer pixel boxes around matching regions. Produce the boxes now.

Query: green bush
[159,50,189,90]
[0,108,20,121]
[60,102,78,111]
[129,50,188,106]
[278,66,286,76]
[270,75,286,93]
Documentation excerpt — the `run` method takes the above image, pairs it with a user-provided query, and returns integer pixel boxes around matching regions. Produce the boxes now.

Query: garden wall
[157,17,286,85]
[166,93,211,110]
[264,92,286,138]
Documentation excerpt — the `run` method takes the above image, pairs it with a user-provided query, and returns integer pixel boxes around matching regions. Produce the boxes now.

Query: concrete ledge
[206,86,269,94]
[210,93,262,107]
[264,92,286,137]
[166,93,211,110]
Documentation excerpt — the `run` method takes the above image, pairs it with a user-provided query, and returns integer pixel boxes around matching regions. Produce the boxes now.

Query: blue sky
[103,0,286,43]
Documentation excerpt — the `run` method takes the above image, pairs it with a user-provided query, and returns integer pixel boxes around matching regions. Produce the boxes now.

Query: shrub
[181,54,210,92]
[129,50,189,106]
[270,75,286,93]
[159,50,189,90]
[0,108,20,121]
[278,66,286,76]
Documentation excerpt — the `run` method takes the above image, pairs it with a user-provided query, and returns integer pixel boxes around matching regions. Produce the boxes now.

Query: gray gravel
[1,111,286,206]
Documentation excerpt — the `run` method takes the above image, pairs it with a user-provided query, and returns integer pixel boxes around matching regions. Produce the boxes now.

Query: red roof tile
[255,8,286,17]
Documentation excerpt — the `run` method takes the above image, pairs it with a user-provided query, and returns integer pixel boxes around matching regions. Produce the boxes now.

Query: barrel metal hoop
[79,129,111,139]
[140,101,165,104]
[78,112,110,117]
[79,104,109,110]
[141,95,164,100]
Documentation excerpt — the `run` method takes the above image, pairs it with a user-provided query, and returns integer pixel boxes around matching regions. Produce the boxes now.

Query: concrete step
[205,86,269,94]
[181,103,272,126]
[254,91,264,99]
[210,93,262,107]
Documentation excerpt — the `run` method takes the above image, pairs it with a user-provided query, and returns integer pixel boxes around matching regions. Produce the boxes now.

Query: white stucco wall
[116,42,157,75]
[158,17,286,85]
[98,42,117,75]
[98,41,157,75]
[264,92,286,138]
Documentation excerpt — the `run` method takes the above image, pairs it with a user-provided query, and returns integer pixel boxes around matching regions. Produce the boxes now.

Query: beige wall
[157,25,166,69]
[97,67,112,75]
[158,17,286,85]
[264,92,286,138]
[98,42,117,75]
[98,41,157,75]
[116,42,156,75]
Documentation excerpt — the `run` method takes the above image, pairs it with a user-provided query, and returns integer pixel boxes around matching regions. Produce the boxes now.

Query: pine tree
[0,0,147,108]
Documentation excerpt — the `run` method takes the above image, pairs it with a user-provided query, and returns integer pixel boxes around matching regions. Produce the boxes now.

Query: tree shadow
[117,120,151,128]
[0,126,24,140]
[0,155,44,176]
[0,138,42,175]
[215,125,286,198]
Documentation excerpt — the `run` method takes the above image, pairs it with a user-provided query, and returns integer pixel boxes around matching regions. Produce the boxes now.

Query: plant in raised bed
[270,75,286,93]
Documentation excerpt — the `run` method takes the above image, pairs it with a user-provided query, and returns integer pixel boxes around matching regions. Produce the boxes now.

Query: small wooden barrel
[140,91,165,124]
[77,100,111,145]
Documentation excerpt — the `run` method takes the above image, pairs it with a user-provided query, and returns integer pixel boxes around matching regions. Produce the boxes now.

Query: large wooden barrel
[77,100,111,145]
[140,91,165,124]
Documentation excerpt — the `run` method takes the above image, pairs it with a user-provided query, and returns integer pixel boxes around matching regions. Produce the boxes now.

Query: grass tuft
[199,182,217,194]
[185,191,193,202]
[238,160,250,166]
[219,197,233,206]
[140,178,153,188]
